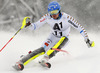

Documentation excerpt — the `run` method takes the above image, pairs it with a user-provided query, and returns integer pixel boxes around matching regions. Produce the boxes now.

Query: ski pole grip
[21,17,30,29]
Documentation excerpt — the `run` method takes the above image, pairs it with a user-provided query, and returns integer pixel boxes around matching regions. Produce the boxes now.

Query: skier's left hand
[85,38,95,48]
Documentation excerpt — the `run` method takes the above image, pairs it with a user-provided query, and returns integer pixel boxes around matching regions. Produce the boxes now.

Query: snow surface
[0,31,100,73]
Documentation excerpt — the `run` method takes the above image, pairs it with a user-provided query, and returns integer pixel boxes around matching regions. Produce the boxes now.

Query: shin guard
[20,47,45,66]
[46,36,68,59]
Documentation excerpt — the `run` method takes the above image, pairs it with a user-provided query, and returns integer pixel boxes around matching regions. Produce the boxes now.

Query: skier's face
[49,10,59,19]
[51,13,59,19]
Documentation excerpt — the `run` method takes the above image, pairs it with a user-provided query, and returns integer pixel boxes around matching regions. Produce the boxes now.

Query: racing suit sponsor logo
[68,20,78,28]
[40,18,45,22]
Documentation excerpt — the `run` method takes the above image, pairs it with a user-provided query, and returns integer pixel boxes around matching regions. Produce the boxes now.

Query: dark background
[0,0,100,33]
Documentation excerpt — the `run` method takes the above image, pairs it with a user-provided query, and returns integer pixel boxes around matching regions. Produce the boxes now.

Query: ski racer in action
[13,1,95,70]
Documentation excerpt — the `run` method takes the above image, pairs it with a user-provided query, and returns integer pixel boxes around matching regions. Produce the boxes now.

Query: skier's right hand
[25,21,31,27]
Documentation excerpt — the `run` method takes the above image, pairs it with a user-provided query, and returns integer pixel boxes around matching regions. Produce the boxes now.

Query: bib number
[54,31,62,36]
[53,22,63,37]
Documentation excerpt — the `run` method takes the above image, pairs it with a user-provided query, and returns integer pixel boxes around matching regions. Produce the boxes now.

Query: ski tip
[46,62,51,68]
[12,64,24,71]
[39,61,51,68]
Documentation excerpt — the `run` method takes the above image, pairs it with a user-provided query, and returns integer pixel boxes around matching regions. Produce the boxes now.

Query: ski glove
[85,38,95,48]
[25,21,31,28]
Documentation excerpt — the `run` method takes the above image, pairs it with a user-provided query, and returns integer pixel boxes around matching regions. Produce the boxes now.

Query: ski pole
[0,17,30,52]
[52,48,70,55]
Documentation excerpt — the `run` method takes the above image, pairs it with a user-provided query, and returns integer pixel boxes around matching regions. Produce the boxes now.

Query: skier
[13,1,95,70]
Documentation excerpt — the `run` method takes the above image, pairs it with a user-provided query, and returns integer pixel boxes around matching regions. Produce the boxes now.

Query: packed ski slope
[0,31,100,73]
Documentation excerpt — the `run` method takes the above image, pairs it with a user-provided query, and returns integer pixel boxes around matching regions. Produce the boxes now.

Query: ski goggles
[49,10,59,15]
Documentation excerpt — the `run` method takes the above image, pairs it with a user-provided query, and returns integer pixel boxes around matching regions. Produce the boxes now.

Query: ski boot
[13,51,32,71]
[39,55,51,68]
